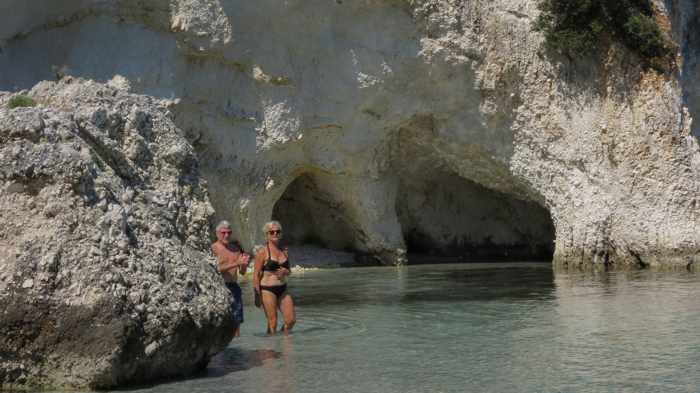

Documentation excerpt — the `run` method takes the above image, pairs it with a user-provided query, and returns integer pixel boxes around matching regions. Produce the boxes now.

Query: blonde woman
[253,221,296,334]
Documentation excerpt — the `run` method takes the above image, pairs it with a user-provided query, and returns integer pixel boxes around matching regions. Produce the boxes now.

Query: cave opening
[396,168,555,264]
[271,173,359,265]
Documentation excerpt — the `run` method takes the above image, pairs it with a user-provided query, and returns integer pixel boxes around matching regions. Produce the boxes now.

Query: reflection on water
[297,263,556,307]
[204,348,281,378]
[86,264,700,393]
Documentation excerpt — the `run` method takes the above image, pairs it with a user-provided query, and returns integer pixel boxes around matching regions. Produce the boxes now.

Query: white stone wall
[1,0,699,268]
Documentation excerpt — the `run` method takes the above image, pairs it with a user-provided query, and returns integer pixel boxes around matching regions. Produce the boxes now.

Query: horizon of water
[47,263,700,393]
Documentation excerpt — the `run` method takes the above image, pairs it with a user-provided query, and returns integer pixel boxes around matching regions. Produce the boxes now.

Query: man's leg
[228,282,244,339]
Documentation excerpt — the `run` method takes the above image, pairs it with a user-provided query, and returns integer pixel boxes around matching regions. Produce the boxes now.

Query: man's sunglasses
[267,230,282,235]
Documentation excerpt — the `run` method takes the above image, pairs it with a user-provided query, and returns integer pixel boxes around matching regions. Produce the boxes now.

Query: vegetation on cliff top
[534,0,674,71]
[8,95,37,109]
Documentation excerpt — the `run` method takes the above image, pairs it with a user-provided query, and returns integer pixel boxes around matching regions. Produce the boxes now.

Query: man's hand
[238,253,250,273]
[240,253,250,264]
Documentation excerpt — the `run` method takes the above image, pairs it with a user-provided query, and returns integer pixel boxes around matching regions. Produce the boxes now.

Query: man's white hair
[216,220,232,233]
[262,220,282,234]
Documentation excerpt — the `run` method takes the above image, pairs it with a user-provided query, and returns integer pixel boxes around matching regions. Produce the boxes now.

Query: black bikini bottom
[260,284,287,298]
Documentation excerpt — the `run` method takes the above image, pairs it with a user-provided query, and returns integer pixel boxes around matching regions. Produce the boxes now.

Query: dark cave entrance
[272,173,358,253]
[396,169,555,263]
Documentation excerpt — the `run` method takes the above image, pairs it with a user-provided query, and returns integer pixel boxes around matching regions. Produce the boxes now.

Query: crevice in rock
[74,120,141,183]
[629,249,649,269]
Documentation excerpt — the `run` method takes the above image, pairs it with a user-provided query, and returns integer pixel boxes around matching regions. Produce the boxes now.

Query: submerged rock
[0,79,232,389]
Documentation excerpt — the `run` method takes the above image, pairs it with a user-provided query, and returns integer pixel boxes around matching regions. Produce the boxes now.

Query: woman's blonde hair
[262,220,282,234]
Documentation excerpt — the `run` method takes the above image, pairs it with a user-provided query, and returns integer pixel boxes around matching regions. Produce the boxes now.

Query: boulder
[0,78,232,389]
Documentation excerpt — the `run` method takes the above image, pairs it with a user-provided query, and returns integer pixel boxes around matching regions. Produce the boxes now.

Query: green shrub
[534,0,673,71]
[7,95,37,109]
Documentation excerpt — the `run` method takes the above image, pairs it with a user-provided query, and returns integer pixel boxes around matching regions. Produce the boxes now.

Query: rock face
[671,0,700,138]
[0,79,232,389]
[1,2,699,270]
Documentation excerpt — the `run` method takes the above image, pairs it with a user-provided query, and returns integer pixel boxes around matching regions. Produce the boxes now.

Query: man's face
[217,228,232,244]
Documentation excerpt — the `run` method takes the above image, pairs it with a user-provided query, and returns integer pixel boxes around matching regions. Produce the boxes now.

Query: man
[211,220,250,338]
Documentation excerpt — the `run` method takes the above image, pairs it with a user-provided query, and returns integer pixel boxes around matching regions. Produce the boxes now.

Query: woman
[254,221,296,334]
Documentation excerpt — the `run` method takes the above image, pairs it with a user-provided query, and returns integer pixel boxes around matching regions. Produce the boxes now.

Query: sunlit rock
[0,79,231,389]
[1,1,699,271]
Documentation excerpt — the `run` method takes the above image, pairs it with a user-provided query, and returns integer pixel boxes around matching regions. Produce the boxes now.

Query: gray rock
[1,1,699,270]
[0,79,231,390]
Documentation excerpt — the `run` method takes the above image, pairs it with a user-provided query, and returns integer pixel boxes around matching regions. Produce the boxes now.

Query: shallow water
[93,264,700,392]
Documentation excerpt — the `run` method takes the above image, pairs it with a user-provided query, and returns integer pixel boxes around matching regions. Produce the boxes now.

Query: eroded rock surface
[0,78,232,389]
[1,1,699,270]
[675,0,700,138]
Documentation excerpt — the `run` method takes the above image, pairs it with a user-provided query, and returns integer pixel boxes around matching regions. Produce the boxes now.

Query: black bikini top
[262,243,290,272]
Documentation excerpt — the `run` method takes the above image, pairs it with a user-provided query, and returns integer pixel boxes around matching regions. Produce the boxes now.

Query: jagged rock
[0,1,699,271]
[0,78,232,389]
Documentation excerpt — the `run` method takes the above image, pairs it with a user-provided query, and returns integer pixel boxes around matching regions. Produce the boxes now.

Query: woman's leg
[278,293,296,334]
[261,289,279,334]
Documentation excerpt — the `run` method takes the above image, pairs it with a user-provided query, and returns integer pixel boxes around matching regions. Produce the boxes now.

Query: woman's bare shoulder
[254,244,267,257]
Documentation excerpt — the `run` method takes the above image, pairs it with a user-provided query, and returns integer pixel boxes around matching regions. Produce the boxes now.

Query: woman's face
[266,225,282,242]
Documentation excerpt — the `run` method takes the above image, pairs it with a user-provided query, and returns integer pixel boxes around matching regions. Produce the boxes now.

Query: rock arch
[272,172,357,251]
[270,171,368,266]
[390,117,555,263]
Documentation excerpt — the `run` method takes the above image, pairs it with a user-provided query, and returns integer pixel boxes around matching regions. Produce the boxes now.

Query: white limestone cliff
[1,1,699,268]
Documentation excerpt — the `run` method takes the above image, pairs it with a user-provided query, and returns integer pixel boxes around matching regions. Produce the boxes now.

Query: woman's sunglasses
[267,230,282,235]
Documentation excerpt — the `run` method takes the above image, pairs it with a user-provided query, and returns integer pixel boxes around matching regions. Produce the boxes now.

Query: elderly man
[211,220,250,338]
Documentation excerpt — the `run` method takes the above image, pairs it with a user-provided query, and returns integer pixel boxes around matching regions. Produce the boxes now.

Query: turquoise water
[139,264,699,392]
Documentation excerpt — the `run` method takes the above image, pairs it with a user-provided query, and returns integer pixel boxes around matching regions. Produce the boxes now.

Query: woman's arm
[253,247,265,291]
